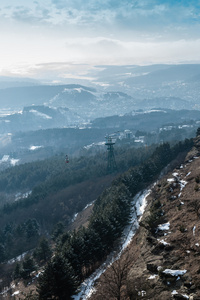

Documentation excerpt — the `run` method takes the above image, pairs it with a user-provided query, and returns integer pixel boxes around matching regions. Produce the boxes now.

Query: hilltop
[91,136,200,299]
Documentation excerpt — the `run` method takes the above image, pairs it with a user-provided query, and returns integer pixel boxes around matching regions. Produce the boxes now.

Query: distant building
[124,129,133,139]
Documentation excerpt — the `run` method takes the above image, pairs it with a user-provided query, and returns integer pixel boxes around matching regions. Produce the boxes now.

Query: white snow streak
[186,172,191,177]
[30,109,52,119]
[73,187,153,300]
[193,225,196,236]
[179,180,187,191]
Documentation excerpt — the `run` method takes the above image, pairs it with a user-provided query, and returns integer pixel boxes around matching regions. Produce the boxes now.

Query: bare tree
[93,250,131,300]
[190,199,200,218]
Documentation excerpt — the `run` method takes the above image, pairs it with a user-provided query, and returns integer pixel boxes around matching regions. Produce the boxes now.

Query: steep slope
[126,148,200,299]
[91,137,200,300]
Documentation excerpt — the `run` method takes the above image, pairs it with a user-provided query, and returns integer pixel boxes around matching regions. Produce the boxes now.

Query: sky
[0,0,200,80]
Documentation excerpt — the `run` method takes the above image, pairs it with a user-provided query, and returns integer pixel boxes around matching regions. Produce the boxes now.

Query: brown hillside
[91,137,200,300]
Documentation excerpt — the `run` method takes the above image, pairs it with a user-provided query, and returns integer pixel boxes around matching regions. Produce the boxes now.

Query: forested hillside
[37,139,193,299]
[0,143,158,267]
[0,137,194,299]
[91,130,200,300]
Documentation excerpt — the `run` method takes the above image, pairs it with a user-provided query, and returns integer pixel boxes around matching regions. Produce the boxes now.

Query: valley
[0,64,200,299]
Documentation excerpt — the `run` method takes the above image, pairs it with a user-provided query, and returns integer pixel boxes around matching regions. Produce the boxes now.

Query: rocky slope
[91,137,200,300]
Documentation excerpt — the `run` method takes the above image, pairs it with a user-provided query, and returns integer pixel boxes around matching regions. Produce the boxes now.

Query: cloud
[62,36,200,65]
[0,3,51,24]
[11,7,50,23]
[0,0,200,78]
[1,0,200,36]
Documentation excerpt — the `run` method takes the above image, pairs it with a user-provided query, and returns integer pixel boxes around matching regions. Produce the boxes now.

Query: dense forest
[0,143,158,263]
[0,136,194,298]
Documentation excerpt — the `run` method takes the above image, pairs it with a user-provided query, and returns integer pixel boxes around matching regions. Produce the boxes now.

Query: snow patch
[172,290,178,295]
[29,145,43,151]
[158,239,170,245]
[193,225,196,236]
[15,191,32,201]
[167,178,175,182]
[180,295,189,299]
[30,109,52,119]
[7,251,28,264]
[1,155,9,162]
[158,222,170,231]
[10,158,19,166]
[148,274,158,279]
[162,269,187,276]
[138,291,146,296]
[179,180,187,191]
[84,141,105,150]
[83,201,95,210]
[135,189,151,218]
[172,172,179,177]
[72,213,78,223]
[12,291,20,296]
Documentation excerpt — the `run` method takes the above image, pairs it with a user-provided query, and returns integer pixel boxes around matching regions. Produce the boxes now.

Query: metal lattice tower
[105,136,117,173]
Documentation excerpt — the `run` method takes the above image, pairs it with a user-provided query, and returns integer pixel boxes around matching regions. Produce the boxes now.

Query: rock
[147,263,159,273]
[173,294,189,299]
[146,235,157,245]
[184,281,192,288]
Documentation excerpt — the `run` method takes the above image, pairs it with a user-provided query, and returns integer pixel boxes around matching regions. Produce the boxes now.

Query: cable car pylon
[105,136,117,173]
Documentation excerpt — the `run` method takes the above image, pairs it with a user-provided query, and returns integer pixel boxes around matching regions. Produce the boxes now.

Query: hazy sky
[0,0,200,79]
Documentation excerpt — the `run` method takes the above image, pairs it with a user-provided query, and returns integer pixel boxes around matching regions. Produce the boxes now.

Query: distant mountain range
[91,64,200,104]
[0,64,200,133]
[0,105,83,134]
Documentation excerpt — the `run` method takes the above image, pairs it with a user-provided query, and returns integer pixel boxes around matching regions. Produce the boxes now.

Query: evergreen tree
[25,219,39,240]
[0,243,6,263]
[33,237,52,263]
[13,262,21,279]
[196,127,200,137]
[38,254,79,300]
[21,256,36,279]
[52,222,65,241]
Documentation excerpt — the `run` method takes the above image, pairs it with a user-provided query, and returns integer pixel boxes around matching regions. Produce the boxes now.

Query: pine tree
[33,237,52,263]
[196,127,200,137]
[0,243,6,263]
[21,256,36,279]
[37,254,79,300]
[13,262,21,279]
